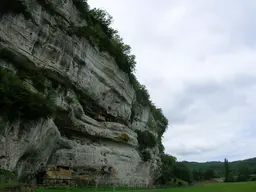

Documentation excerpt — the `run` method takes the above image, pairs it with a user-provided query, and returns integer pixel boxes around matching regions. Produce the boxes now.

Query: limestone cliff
[0,0,168,187]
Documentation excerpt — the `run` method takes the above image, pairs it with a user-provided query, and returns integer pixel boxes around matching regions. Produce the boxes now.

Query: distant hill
[183,158,256,177]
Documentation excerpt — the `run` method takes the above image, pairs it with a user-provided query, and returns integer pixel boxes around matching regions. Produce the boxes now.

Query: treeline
[156,154,193,186]
[156,156,256,186]
[224,158,256,182]
[183,157,256,182]
[156,155,217,185]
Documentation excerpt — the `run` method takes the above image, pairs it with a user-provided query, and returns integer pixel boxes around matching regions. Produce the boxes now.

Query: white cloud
[88,0,256,162]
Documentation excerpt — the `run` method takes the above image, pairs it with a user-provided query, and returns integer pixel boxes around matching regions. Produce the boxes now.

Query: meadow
[35,182,256,192]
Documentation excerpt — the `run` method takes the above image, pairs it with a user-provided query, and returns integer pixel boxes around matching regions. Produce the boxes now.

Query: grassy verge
[35,182,256,192]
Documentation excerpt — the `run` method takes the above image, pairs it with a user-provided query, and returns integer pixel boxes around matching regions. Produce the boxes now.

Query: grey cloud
[165,144,216,156]
[88,0,256,162]
[167,74,256,125]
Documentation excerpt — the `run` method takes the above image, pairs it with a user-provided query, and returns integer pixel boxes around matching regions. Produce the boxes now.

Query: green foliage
[137,130,156,149]
[168,178,188,187]
[131,77,161,134]
[71,3,136,74]
[224,158,230,182]
[68,26,92,38]
[0,49,48,92]
[183,161,226,175]
[0,169,17,183]
[204,169,215,180]
[251,176,256,181]
[192,170,204,181]
[173,162,193,183]
[151,105,168,136]
[157,154,193,185]
[0,0,32,20]
[33,182,256,192]
[157,154,177,184]
[185,157,256,183]
[0,68,57,121]
[135,84,151,106]
[136,130,156,162]
[130,73,168,137]
[119,132,129,142]
[235,163,251,182]
[192,169,216,181]
[141,151,151,162]
[89,8,116,39]
[158,141,165,154]
[147,118,157,131]
[72,0,90,18]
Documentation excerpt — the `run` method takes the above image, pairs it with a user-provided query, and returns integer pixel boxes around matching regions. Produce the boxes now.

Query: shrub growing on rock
[137,130,156,149]
[136,130,156,162]
[0,68,57,121]
[119,132,129,142]
[0,169,17,183]
[71,1,136,75]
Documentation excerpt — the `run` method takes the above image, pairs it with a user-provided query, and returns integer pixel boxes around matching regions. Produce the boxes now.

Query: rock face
[0,0,164,187]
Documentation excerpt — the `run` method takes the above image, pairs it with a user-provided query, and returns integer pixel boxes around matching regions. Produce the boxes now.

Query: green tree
[236,163,251,182]
[204,169,214,180]
[157,154,177,185]
[173,162,193,183]
[192,170,204,181]
[224,158,230,182]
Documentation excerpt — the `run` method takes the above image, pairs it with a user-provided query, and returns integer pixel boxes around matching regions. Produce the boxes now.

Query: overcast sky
[87,0,256,162]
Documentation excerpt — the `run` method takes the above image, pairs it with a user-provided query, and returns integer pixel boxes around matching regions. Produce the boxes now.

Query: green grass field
[35,182,256,192]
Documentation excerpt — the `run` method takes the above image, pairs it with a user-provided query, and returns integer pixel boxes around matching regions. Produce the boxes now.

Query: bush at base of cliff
[168,178,188,187]
[1,185,35,192]
[0,68,57,121]
[251,176,256,181]
[0,169,17,183]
